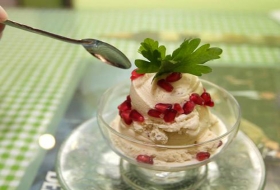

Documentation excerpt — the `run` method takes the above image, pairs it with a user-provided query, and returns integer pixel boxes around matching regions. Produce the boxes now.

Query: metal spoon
[3,20,131,69]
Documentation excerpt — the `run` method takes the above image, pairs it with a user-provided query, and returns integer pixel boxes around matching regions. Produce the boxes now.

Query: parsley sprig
[135,38,222,79]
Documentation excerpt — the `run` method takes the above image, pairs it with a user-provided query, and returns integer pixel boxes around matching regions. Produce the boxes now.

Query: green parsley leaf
[135,38,166,74]
[135,38,222,79]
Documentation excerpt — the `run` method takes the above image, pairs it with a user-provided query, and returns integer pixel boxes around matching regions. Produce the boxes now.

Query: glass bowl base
[121,160,207,189]
[56,118,266,190]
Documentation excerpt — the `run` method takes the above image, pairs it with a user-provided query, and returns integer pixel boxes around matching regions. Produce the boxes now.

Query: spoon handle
[3,19,83,44]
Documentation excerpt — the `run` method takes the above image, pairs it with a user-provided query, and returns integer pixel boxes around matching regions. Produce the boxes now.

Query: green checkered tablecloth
[0,9,88,190]
[0,8,279,190]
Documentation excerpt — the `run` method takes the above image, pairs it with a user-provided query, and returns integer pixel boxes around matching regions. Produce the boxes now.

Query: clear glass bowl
[56,119,266,190]
[96,79,241,189]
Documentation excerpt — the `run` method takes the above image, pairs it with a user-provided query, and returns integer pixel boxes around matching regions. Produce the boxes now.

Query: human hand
[0,6,8,39]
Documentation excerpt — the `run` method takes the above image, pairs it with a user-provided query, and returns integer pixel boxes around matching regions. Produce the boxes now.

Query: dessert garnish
[115,38,225,164]
[136,155,154,164]
[121,38,221,124]
[135,38,222,79]
[121,38,221,125]
[196,152,211,161]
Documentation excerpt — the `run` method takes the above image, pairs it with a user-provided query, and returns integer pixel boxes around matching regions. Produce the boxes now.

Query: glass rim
[97,79,241,149]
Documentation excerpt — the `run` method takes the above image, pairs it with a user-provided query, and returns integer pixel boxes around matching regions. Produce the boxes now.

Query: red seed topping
[117,100,131,112]
[217,140,223,148]
[190,93,204,105]
[130,69,144,80]
[155,103,172,113]
[201,92,211,103]
[196,152,210,161]
[163,109,177,122]
[136,155,154,164]
[173,103,184,114]
[120,110,132,125]
[205,101,215,107]
[130,109,144,122]
[148,109,162,118]
[183,101,196,114]
[165,72,182,82]
[126,95,131,103]
[157,79,173,92]
[200,91,215,107]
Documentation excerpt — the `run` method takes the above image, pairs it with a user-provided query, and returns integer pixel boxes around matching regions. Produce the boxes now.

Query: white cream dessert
[111,38,225,165]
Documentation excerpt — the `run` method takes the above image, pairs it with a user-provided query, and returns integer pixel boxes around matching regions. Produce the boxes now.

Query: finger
[0,23,5,38]
[0,23,5,32]
[0,6,8,22]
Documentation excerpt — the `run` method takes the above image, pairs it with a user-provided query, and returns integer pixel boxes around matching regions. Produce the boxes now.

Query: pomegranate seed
[205,101,215,107]
[163,109,177,122]
[155,103,172,113]
[120,110,132,125]
[136,155,154,164]
[148,109,162,118]
[196,152,210,161]
[165,72,182,82]
[157,79,173,92]
[200,91,214,107]
[126,95,131,103]
[130,69,144,80]
[183,101,195,114]
[117,100,131,111]
[201,92,211,103]
[130,109,144,122]
[189,93,204,105]
[217,140,223,148]
[173,103,184,114]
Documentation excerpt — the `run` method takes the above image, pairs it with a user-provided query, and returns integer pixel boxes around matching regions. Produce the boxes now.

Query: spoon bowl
[3,20,131,69]
[81,38,131,69]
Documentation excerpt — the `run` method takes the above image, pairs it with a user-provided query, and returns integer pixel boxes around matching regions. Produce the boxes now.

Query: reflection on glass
[39,134,56,150]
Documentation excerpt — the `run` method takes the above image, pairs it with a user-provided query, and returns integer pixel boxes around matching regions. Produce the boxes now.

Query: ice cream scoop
[112,72,227,165]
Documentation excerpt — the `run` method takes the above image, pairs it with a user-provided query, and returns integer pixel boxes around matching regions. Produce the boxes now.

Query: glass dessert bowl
[56,38,266,190]
[97,79,241,189]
